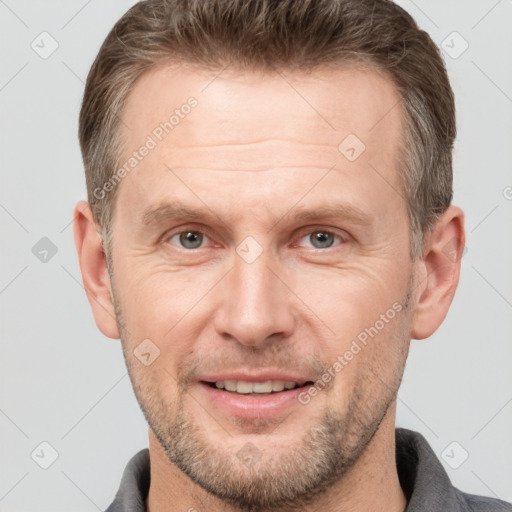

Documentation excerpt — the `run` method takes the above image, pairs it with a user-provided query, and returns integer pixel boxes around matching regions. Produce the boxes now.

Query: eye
[169,230,207,249]
[298,230,344,249]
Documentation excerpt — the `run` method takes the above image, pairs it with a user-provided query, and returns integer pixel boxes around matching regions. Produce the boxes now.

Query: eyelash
[295,230,347,250]
[164,226,349,251]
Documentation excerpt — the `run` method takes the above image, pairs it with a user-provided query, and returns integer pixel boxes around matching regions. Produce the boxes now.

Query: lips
[196,372,316,418]
[199,372,313,394]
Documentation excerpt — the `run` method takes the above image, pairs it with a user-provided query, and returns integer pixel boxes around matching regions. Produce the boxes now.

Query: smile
[206,379,307,394]
[198,379,315,418]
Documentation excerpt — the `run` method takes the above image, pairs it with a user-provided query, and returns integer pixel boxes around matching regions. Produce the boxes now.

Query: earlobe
[410,205,465,340]
[73,200,120,339]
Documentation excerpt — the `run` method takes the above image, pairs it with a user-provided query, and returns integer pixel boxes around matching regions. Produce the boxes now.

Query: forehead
[120,61,403,167]
[115,62,405,228]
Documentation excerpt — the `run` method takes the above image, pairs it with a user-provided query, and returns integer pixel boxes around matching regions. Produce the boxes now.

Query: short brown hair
[79,0,455,258]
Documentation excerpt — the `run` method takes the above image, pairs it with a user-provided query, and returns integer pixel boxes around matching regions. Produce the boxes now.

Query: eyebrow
[290,204,372,226]
[140,201,373,229]
[141,202,215,227]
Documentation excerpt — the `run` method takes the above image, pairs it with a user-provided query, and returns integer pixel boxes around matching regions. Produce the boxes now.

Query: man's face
[110,64,417,510]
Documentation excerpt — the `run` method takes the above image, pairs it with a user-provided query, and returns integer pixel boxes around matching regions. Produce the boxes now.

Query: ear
[411,205,465,340]
[73,200,120,339]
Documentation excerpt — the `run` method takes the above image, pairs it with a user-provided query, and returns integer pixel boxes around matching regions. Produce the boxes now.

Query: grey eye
[309,231,335,249]
[177,231,204,249]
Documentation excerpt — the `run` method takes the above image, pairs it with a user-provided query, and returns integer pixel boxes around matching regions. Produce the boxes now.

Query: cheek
[115,268,222,397]
[325,305,410,411]
[115,258,218,338]
[292,260,406,338]
[292,262,410,384]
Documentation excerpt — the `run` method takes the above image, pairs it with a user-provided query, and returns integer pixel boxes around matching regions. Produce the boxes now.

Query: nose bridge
[214,248,294,346]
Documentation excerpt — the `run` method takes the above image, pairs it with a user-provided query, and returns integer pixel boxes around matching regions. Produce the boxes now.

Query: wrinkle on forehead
[116,63,405,229]
[120,62,403,161]
[158,138,341,173]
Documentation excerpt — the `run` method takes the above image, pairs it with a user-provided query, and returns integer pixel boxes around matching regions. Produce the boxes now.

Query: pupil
[180,231,203,249]
[311,231,334,248]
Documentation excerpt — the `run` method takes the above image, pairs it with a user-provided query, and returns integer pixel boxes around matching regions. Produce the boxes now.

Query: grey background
[1,0,511,510]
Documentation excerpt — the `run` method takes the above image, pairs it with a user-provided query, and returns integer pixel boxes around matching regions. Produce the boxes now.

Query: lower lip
[197,382,309,419]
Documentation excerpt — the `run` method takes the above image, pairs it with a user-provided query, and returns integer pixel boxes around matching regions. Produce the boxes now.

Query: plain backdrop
[1,1,511,510]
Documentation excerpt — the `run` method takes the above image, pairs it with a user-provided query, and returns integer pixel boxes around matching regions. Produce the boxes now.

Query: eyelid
[293,226,350,247]
[161,224,350,250]
[162,225,215,248]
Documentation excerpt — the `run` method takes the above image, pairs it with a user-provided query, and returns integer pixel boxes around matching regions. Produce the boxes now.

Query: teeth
[213,380,300,394]
[224,380,237,392]
[272,380,286,392]
[252,381,273,393]
[236,381,254,394]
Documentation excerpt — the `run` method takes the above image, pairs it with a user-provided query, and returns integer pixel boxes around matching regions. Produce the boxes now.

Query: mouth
[197,377,316,418]
[202,379,314,396]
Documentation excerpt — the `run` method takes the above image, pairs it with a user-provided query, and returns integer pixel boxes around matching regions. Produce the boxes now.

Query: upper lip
[199,371,314,386]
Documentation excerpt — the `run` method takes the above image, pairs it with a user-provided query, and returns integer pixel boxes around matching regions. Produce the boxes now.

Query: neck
[146,403,406,512]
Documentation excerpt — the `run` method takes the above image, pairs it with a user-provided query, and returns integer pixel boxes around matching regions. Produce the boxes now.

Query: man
[73,0,511,511]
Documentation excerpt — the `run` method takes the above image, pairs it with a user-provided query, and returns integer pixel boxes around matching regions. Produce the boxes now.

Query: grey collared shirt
[105,428,511,511]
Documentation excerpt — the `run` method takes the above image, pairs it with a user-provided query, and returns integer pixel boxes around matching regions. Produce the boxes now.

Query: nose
[213,251,296,348]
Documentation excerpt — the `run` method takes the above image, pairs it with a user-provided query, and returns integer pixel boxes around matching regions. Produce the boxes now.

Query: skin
[74,63,465,512]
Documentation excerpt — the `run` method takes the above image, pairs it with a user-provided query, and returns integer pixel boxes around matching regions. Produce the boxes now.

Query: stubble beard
[113,280,412,512]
